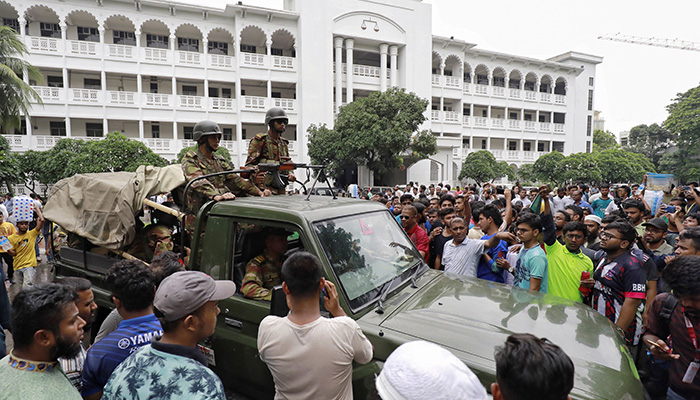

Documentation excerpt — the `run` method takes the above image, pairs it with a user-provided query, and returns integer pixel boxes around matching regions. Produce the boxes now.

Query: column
[334,37,343,113]
[379,43,388,92]
[24,115,32,136]
[345,39,354,103]
[103,117,108,137]
[65,117,72,138]
[173,121,178,140]
[136,73,142,95]
[139,120,144,139]
[171,76,177,106]
[266,39,272,68]
[135,31,141,50]
[62,68,69,101]
[99,28,105,45]
[389,45,398,87]
[202,39,208,67]
[60,23,67,52]
[18,18,25,36]
[439,97,444,121]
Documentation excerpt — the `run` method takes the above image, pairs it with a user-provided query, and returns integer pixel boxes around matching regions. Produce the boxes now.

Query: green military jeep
[54,194,644,399]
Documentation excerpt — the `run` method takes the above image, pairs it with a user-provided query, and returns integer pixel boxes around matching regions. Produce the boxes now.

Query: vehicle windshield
[313,210,422,310]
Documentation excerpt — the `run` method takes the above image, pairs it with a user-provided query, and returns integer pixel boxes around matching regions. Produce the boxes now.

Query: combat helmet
[264,107,288,125]
[193,120,222,141]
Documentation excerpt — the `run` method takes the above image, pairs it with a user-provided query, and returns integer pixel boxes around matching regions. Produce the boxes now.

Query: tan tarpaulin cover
[43,164,186,249]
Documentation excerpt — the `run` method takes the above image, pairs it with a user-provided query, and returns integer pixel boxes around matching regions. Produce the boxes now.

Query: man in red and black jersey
[592,220,647,346]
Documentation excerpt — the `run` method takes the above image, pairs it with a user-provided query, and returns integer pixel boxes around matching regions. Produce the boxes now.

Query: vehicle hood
[372,271,643,400]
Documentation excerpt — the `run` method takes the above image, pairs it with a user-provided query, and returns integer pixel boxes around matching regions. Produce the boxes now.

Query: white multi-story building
[1,0,601,186]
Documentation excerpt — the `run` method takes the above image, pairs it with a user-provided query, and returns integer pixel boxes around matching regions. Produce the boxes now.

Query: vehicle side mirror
[270,285,290,317]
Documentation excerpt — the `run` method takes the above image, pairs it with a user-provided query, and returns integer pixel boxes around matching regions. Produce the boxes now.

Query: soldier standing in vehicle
[246,107,296,194]
[182,120,269,238]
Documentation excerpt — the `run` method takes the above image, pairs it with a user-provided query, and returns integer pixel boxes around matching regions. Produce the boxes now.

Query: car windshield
[313,210,421,310]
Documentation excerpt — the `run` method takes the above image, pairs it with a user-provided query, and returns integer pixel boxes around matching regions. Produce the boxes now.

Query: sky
[238,0,700,137]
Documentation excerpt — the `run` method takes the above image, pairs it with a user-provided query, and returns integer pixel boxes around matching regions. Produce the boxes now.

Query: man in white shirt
[442,217,515,277]
[257,252,373,400]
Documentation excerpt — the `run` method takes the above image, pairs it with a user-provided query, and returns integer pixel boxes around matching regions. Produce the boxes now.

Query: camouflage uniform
[240,251,283,301]
[126,226,173,263]
[245,133,291,194]
[181,149,260,233]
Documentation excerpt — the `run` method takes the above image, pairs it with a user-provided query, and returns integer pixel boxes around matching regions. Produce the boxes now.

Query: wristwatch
[508,266,515,274]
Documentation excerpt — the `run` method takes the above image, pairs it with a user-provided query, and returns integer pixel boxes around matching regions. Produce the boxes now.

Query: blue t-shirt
[514,245,549,293]
[477,232,508,283]
[81,313,163,397]
[591,198,612,218]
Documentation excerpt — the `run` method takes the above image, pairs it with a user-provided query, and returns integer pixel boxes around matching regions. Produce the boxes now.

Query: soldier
[241,227,289,301]
[246,107,296,194]
[182,120,269,237]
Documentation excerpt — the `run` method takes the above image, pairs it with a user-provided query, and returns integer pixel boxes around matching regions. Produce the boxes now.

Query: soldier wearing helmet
[245,107,296,194]
[181,120,269,237]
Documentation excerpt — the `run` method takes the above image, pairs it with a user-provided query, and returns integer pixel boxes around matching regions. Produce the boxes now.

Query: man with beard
[0,284,85,399]
[589,221,647,346]
[622,198,647,237]
[583,215,602,250]
[644,219,675,257]
[644,256,700,400]
[56,277,98,391]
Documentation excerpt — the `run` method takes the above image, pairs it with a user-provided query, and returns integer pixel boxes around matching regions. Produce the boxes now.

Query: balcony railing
[555,94,566,104]
[524,91,537,101]
[178,51,201,65]
[493,87,505,97]
[474,117,488,127]
[209,54,233,68]
[431,74,441,85]
[540,92,551,102]
[70,40,98,56]
[492,119,504,128]
[242,52,266,67]
[452,147,462,158]
[554,123,565,133]
[462,115,471,126]
[444,111,460,123]
[144,47,169,62]
[430,110,440,121]
[34,135,62,150]
[107,44,134,59]
[475,84,488,95]
[210,97,234,110]
[144,93,171,107]
[354,64,380,78]
[179,95,203,108]
[71,88,100,103]
[509,89,521,99]
[523,151,536,160]
[508,120,520,129]
[507,151,520,160]
[272,98,296,111]
[32,86,63,102]
[242,95,267,110]
[491,150,503,159]
[272,55,295,69]
[445,76,461,88]
[29,36,59,52]
[463,82,471,92]
[524,121,536,131]
[140,138,174,152]
[108,91,136,105]
[539,122,552,131]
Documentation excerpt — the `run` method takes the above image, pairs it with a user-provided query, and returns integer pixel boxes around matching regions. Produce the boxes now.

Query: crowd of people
[367,179,700,399]
[1,160,700,399]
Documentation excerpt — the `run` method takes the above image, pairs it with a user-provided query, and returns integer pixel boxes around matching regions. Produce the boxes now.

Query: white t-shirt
[442,238,487,277]
[551,196,573,213]
[258,315,373,400]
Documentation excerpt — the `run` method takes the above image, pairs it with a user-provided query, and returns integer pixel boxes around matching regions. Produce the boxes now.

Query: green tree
[596,148,655,184]
[662,84,700,182]
[307,87,437,180]
[625,123,672,168]
[517,163,536,183]
[67,132,167,174]
[0,134,20,193]
[563,152,602,184]
[42,138,88,183]
[0,26,42,131]
[592,129,619,152]
[457,150,512,185]
[176,144,232,164]
[531,151,567,187]
[16,149,52,196]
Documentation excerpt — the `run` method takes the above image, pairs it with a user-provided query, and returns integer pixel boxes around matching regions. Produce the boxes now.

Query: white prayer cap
[376,341,487,400]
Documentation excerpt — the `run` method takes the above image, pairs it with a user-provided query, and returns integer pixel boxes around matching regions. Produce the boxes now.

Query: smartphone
[667,205,677,214]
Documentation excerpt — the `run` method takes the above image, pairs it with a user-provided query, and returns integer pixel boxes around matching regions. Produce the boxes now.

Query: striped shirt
[442,238,487,277]
[81,313,162,397]
[59,346,86,391]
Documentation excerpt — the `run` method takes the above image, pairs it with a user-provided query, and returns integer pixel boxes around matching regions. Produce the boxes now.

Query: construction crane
[598,33,700,52]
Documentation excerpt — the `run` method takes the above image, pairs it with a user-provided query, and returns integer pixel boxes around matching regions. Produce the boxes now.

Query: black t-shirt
[432,234,453,270]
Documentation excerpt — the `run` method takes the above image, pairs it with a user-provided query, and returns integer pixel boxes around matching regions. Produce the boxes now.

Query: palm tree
[0,25,42,132]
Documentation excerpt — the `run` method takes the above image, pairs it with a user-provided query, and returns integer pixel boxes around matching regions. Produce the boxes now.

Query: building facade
[1,0,601,186]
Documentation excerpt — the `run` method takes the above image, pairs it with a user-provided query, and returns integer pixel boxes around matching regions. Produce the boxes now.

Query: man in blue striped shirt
[81,260,162,400]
